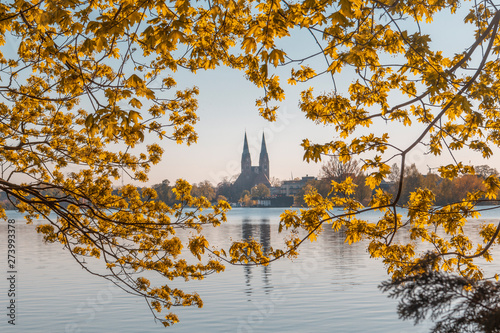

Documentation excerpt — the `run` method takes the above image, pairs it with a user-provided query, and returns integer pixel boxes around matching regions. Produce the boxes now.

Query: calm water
[1,207,500,333]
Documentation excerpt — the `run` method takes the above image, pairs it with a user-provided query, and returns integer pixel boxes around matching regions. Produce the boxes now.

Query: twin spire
[241,132,269,180]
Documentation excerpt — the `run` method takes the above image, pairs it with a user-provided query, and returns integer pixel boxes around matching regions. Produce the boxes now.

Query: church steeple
[259,133,269,180]
[241,132,251,173]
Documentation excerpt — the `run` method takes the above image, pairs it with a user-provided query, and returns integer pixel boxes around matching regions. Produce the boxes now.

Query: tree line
[148,179,270,206]
[143,158,500,209]
[2,158,496,211]
[296,158,500,208]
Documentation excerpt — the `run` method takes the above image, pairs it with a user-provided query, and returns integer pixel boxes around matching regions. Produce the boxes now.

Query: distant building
[270,186,282,196]
[379,180,393,192]
[233,133,271,196]
[257,195,294,207]
[279,175,316,196]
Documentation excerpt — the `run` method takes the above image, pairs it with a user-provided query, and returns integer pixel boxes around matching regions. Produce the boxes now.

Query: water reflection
[241,218,253,298]
[236,213,376,298]
[259,219,272,294]
[241,218,273,298]
[2,208,481,332]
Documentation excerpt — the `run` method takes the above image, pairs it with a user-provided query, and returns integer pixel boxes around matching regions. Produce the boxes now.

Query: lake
[2,207,499,332]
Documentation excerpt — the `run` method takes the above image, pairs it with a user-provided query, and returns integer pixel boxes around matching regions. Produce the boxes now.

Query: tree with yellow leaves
[218,0,500,330]
[3,0,500,329]
[0,0,234,326]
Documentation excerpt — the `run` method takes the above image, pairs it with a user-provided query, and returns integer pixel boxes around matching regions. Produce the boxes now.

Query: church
[232,132,271,195]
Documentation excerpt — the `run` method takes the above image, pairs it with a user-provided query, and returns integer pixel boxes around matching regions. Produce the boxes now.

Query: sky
[139,28,344,186]
[135,2,493,187]
[1,1,493,188]
[147,67,336,186]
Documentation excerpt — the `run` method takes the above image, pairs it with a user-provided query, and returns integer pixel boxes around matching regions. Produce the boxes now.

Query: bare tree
[320,156,360,182]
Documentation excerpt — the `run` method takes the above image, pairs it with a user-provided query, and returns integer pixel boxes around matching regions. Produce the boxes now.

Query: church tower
[259,133,269,180]
[233,132,271,199]
[241,132,251,173]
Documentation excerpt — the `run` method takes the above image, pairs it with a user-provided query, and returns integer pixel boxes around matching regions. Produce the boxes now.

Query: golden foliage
[2,0,500,326]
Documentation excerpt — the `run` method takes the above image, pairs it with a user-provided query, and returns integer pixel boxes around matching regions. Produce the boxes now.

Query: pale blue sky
[152,67,336,185]
[139,3,492,186]
[2,1,483,187]
[0,2,496,188]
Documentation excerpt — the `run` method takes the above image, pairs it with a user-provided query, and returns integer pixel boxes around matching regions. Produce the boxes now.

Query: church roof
[260,133,268,156]
[243,132,250,155]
